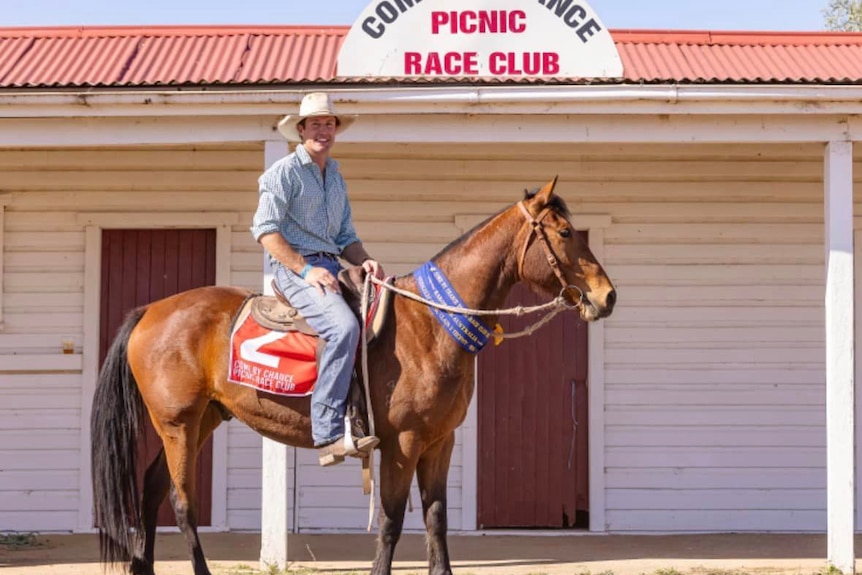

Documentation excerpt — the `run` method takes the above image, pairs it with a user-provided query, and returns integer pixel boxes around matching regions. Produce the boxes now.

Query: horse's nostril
[606,289,617,309]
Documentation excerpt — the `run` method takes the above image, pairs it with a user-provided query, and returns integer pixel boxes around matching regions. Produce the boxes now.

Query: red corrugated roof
[0,26,346,87]
[611,30,862,83]
[0,25,860,88]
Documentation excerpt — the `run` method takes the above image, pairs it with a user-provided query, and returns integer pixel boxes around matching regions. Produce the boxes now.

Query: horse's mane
[430,187,570,262]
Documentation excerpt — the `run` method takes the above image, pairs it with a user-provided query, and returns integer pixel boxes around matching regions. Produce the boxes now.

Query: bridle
[516,201,585,309]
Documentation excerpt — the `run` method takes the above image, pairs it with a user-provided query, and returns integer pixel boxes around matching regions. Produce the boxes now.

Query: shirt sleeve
[251,161,292,241]
[334,173,361,251]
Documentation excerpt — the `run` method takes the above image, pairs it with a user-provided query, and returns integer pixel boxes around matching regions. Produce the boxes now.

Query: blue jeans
[273,255,359,446]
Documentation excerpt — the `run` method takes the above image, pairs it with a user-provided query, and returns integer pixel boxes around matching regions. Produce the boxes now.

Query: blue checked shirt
[251,144,360,257]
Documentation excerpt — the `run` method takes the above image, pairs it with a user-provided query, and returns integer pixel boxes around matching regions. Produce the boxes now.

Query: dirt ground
[1,532,858,575]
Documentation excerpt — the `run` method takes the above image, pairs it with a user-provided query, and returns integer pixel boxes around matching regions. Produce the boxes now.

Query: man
[251,92,383,467]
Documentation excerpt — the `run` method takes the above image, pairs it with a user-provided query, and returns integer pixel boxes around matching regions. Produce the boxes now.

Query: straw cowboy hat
[277,92,357,141]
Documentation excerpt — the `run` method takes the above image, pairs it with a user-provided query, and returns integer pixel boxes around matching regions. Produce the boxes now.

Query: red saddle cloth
[228,305,318,397]
[227,276,393,397]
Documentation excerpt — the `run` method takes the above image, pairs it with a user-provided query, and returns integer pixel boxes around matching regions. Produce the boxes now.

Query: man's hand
[304,266,340,295]
[362,258,386,280]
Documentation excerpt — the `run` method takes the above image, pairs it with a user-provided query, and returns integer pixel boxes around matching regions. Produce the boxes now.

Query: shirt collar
[296,144,338,170]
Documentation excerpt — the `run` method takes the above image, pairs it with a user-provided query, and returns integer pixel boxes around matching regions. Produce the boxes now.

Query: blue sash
[414,261,492,354]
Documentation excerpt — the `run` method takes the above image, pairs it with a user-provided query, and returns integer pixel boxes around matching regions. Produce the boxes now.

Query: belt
[304,251,339,260]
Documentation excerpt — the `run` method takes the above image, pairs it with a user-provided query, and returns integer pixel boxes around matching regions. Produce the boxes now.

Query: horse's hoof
[130,557,155,575]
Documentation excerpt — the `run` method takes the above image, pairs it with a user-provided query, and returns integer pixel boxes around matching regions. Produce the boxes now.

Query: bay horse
[90,177,616,575]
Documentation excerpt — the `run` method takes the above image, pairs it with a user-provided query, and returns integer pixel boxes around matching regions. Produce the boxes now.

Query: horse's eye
[559,228,572,238]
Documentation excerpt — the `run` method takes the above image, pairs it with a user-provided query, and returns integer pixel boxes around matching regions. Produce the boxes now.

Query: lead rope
[366,274,582,337]
[360,276,377,531]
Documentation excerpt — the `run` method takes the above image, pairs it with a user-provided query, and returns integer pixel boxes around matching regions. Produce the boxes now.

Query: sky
[2,0,827,32]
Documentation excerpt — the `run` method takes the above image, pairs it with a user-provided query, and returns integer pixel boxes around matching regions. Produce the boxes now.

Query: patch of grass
[215,566,368,575]
[649,569,840,575]
[0,531,40,549]
[215,565,258,575]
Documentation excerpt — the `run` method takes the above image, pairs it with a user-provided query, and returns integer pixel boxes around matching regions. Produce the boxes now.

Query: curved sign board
[337,0,623,78]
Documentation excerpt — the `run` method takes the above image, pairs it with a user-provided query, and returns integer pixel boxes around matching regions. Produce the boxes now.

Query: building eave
[2,84,862,118]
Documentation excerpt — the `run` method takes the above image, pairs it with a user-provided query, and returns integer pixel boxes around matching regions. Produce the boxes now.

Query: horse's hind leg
[130,449,170,575]
[158,403,224,575]
[371,435,421,575]
[416,433,456,575]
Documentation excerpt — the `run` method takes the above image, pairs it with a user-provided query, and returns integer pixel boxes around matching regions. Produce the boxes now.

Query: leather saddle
[251,266,394,345]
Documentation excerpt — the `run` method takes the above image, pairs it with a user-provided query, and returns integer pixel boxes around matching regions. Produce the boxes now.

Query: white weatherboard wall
[0,139,854,534]
[581,143,832,532]
[0,144,268,532]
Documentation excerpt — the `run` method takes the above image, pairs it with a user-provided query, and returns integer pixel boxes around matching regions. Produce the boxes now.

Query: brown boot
[318,440,348,467]
[318,435,380,467]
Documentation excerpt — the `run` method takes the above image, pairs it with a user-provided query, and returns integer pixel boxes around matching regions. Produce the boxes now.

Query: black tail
[90,306,148,567]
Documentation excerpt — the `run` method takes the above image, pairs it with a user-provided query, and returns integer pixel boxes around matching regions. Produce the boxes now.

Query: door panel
[477,277,589,528]
[99,229,216,527]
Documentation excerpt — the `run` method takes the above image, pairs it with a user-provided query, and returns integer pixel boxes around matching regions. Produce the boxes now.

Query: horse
[90,176,616,575]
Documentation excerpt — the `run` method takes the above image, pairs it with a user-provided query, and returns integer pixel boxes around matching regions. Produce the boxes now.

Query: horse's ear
[534,175,559,206]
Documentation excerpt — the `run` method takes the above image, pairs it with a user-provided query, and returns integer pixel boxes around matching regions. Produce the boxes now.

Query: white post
[587,227,607,533]
[460,359,479,531]
[260,139,290,571]
[825,140,855,575]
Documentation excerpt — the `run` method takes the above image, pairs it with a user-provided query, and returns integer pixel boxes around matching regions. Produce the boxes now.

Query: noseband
[516,201,585,309]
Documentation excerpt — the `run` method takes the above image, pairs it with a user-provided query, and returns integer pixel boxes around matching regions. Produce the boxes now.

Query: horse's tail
[90,306,148,567]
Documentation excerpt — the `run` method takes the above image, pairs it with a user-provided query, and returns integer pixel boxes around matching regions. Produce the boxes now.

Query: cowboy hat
[277,92,357,141]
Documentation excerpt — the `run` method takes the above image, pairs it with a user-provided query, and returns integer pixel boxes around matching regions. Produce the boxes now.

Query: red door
[477,279,589,529]
[99,229,216,527]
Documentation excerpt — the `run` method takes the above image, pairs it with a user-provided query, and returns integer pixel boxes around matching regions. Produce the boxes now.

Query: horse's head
[516,176,616,322]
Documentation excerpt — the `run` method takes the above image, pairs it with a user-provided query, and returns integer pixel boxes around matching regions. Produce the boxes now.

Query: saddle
[254,266,394,344]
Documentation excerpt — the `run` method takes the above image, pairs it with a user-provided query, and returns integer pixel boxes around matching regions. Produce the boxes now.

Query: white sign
[337,0,623,78]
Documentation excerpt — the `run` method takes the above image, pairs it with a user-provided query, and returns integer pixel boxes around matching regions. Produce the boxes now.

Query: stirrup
[343,414,379,457]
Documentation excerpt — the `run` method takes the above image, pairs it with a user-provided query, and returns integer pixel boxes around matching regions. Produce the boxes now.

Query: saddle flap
[365,276,394,344]
[250,295,318,336]
[337,268,394,345]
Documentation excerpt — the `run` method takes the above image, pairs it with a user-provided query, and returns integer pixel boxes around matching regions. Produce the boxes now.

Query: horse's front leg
[416,432,456,575]
[371,435,421,575]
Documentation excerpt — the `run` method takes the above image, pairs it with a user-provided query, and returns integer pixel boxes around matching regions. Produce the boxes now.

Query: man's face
[298,115,338,156]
